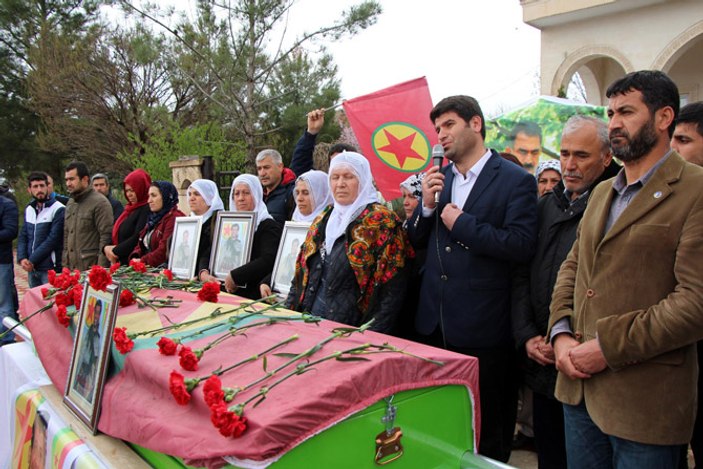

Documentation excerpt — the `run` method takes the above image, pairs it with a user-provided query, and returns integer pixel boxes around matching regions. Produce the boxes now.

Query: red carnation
[157,337,179,356]
[110,263,121,274]
[210,402,247,437]
[56,305,70,327]
[162,269,174,281]
[129,259,147,273]
[197,281,220,303]
[88,265,112,291]
[113,327,135,354]
[54,292,71,307]
[169,371,192,405]
[178,346,201,371]
[203,375,225,408]
[119,289,136,307]
[47,270,57,286]
[41,287,49,298]
[71,270,81,286]
[72,284,83,309]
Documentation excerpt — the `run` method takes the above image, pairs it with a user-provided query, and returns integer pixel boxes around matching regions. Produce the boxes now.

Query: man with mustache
[548,70,703,468]
[514,115,619,468]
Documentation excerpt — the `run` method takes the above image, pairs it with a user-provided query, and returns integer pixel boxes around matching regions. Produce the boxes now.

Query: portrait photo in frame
[168,216,203,280]
[271,221,310,298]
[209,211,257,281]
[63,280,120,434]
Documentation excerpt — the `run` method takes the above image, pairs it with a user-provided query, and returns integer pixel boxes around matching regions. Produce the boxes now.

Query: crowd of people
[2,69,703,468]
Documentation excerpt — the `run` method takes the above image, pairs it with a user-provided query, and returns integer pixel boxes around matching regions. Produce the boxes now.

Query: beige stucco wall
[522,0,703,104]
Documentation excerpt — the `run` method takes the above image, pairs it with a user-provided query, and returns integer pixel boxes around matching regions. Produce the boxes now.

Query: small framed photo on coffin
[209,211,257,281]
[271,221,310,298]
[168,216,203,280]
[64,280,120,434]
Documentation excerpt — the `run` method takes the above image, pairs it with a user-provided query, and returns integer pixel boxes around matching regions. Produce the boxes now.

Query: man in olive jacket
[548,71,703,468]
[62,161,113,271]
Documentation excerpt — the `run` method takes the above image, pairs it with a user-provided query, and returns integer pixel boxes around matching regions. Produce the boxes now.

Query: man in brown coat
[548,70,703,468]
[62,161,113,271]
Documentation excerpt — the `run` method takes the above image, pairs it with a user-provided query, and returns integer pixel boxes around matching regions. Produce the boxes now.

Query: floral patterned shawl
[293,202,414,314]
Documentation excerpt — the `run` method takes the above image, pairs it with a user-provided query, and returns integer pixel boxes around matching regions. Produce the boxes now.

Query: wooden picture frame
[209,211,257,281]
[168,216,203,280]
[63,280,120,434]
[271,221,310,298]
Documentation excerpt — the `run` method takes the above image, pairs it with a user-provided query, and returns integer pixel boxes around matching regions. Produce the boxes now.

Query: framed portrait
[168,216,203,280]
[209,211,257,281]
[271,222,310,298]
[64,280,120,434]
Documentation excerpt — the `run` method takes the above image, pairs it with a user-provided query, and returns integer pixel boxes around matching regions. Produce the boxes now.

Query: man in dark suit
[407,95,538,462]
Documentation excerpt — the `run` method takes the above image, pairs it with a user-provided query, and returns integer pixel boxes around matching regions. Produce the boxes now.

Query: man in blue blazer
[407,95,538,462]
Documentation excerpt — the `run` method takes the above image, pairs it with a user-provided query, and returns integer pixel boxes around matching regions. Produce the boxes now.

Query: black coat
[512,162,621,397]
[285,211,408,334]
[229,218,282,299]
[112,205,150,265]
[196,212,219,275]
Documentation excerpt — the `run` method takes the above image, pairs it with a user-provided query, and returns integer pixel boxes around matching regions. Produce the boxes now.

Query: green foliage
[0,0,103,177]
[119,122,247,182]
[486,96,607,161]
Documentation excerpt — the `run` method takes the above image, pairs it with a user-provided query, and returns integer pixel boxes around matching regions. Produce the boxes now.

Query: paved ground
[13,252,29,302]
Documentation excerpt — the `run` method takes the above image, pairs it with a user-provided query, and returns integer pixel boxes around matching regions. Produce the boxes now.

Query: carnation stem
[0,301,55,340]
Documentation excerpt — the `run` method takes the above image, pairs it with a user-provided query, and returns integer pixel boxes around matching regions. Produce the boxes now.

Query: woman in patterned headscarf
[286,152,413,333]
[219,174,282,299]
[399,173,424,224]
[130,181,185,267]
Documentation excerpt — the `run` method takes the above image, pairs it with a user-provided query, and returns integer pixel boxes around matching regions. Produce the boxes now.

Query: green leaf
[335,356,371,362]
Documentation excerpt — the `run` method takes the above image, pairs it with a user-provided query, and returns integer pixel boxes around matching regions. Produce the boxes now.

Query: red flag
[343,77,438,200]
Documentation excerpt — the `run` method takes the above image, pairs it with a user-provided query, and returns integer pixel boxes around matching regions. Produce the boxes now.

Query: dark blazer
[112,204,150,265]
[229,218,282,299]
[407,150,538,349]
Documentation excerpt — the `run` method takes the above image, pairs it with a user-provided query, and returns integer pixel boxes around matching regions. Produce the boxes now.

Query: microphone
[432,144,444,203]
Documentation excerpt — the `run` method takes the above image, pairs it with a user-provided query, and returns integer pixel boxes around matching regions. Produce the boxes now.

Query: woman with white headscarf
[188,179,225,280]
[220,174,282,299]
[291,170,334,222]
[285,152,413,333]
[259,170,333,298]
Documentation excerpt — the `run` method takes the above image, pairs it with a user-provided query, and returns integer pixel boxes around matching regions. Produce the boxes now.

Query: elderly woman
[399,173,424,224]
[535,159,562,198]
[104,169,152,266]
[259,170,333,298]
[285,152,411,333]
[130,181,185,267]
[187,179,225,280]
[220,174,282,299]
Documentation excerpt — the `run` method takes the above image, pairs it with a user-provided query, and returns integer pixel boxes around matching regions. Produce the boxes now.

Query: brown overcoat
[548,152,703,445]
[62,187,112,271]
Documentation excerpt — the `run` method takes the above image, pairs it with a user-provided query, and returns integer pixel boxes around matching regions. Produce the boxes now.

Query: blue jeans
[563,402,681,469]
[0,263,18,345]
[28,270,49,288]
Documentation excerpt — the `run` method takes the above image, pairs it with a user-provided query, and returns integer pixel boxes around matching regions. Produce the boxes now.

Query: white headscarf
[325,152,379,251]
[229,174,273,229]
[188,179,224,223]
[292,170,334,223]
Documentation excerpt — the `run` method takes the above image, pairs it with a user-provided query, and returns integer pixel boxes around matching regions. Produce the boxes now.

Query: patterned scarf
[293,203,414,315]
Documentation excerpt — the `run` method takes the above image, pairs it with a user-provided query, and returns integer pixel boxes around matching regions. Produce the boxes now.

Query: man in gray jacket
[62,161,113,271]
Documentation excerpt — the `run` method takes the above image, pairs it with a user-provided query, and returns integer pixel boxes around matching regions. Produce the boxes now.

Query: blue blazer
[407,150,537,348]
